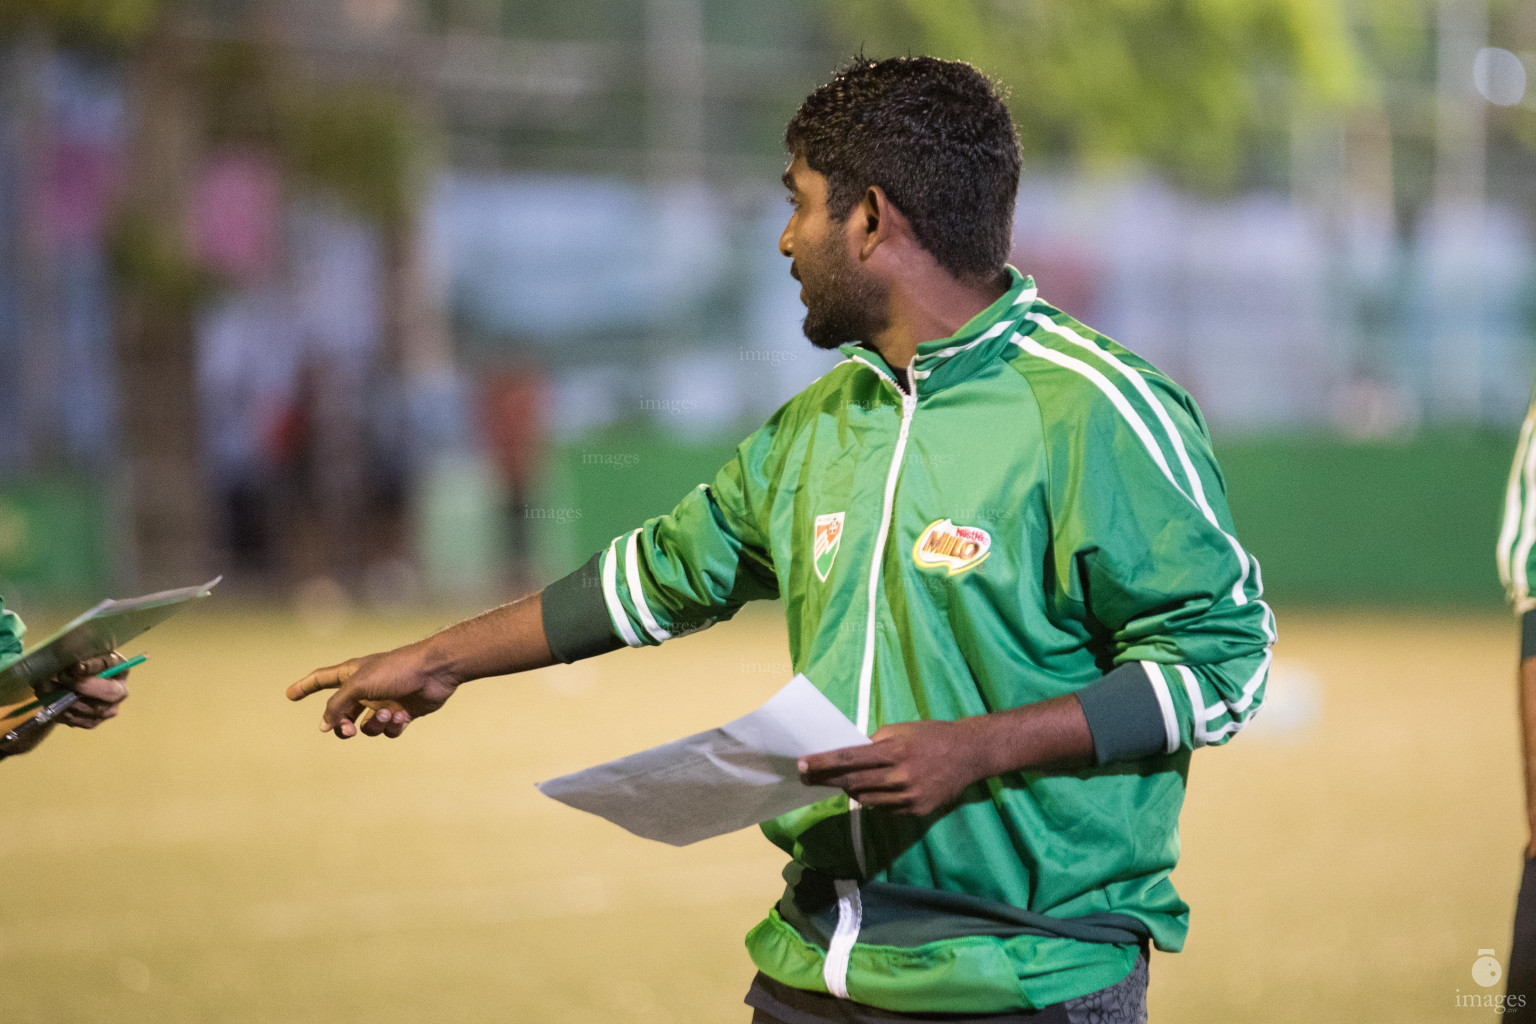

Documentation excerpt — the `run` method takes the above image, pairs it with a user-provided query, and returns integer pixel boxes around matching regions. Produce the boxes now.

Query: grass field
[0,603,1523,1023]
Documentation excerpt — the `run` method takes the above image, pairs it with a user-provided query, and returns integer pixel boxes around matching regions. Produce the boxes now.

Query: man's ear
[854,186,888,261]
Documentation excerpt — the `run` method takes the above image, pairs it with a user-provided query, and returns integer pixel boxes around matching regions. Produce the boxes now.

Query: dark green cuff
[1075,663,1172,765]
[1523,610,1536,661]
[540,553,625,664]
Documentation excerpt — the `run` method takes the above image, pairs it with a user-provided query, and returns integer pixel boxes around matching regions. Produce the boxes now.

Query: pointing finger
[288,662,353,702]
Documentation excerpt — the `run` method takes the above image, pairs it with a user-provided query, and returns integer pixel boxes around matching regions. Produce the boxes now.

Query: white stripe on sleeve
[1199,649,1273,722]
[1016,335,1182,492]
[1141,661,1180,755]
[1176,665,1210,747]
[1019,333,1256,610]
[623,529,672,643]
[1026,311,1252,607]
[600,537,643,648]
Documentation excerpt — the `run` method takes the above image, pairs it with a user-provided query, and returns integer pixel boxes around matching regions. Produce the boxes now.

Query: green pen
[99,654,147,679]
[1,654,146,746]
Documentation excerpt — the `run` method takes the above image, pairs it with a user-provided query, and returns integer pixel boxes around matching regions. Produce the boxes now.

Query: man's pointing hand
[284,593,555,741]
[287,645,460,739]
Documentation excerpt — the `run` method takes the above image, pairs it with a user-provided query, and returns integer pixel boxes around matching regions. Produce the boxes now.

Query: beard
[797,229,889,350]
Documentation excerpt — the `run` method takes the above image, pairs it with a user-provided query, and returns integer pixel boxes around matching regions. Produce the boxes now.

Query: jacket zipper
[825,360,916,1000]
[850,361,917,877]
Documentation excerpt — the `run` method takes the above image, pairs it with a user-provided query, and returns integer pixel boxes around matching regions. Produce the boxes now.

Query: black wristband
[540,552,626,664]
[1075,663,1173,764]
[1523,610,1536,661]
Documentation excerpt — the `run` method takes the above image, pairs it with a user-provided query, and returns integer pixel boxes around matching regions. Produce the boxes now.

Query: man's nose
[778,224,793,258]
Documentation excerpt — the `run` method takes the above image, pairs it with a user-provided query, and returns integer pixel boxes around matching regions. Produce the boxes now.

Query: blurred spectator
[480,367,548,593]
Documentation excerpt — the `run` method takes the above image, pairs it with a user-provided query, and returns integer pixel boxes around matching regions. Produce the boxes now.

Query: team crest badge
[912,519,991,576]
[813,512,845,582]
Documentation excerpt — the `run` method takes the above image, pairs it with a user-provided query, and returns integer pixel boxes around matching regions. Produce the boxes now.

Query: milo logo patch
[912,519,991,576]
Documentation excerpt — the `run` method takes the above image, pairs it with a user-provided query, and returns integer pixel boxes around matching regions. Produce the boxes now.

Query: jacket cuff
[540,553,625,664]
[0,607,24,660]
[1075,663,1172,764]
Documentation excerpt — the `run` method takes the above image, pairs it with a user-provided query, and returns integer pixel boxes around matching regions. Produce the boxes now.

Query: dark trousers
[1509,853,1536,1004]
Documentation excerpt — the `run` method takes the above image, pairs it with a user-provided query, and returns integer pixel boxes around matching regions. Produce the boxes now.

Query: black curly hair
[785,56,1021,282]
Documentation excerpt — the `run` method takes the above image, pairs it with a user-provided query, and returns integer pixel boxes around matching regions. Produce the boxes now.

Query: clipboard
[0,577,220,733]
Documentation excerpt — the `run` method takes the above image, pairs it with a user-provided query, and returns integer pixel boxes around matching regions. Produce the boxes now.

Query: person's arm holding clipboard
[0,653,134,760]
[0,579,217,762]
[0,594,131,760]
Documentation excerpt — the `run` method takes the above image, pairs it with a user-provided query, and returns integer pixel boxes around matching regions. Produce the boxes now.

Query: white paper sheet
[536,674,870,846]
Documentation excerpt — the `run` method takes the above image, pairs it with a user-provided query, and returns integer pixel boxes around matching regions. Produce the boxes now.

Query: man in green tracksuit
[289,57,1273,1022]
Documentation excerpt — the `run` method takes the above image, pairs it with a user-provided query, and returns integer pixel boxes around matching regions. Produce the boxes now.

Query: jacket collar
[838,266,1037,396]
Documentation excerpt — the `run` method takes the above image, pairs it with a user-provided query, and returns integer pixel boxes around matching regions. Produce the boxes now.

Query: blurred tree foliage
[1,0,420,301]
[278,88,420,225]
[0,0,429,580]
[106,209,215,309]
[0,0,160,48]
[196,38,422,226]
[824,0,1364,189]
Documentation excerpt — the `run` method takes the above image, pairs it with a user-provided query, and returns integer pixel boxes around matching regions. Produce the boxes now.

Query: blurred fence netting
[0,0,1532,607]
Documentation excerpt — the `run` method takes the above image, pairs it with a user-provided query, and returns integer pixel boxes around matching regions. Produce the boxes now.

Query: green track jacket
[541,267,1275,1013]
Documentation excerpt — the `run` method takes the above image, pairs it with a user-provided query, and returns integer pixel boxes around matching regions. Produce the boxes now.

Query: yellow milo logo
[912,519,991,576]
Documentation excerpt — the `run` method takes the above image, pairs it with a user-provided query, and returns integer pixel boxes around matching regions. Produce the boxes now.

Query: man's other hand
[796,697,1094,817]
[798,719,990,817]
[287,645,460,739]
